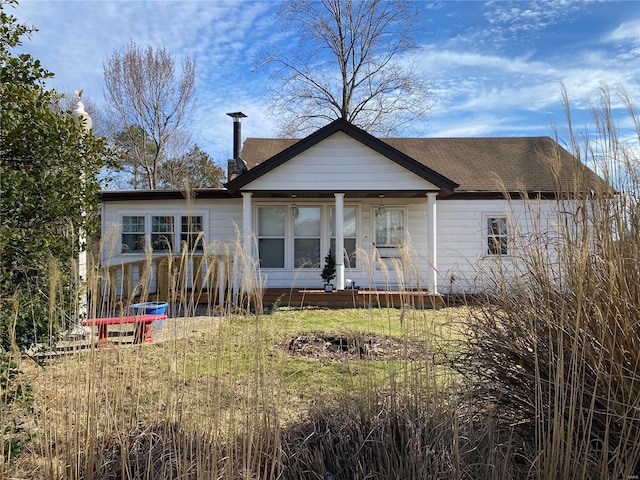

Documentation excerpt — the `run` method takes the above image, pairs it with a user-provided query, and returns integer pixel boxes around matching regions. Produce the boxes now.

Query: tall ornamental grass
[453,85,640,478]
[2,85,638,479]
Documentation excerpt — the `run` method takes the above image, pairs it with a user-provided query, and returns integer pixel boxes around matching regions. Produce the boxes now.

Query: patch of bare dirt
[280,332,430,361]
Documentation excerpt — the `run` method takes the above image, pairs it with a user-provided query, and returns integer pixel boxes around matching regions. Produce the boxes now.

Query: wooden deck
[115,288,444,311]
[101,257,444,311]
[262,288,445,309]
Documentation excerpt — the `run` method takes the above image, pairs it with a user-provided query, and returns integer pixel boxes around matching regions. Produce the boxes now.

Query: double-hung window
[181,215,204,252]
[122,216,145,252]
[151,216,174,251]
[294,207,321,268]
[256,205,359,270]
[487,216,508,255]
[258,207,285,268]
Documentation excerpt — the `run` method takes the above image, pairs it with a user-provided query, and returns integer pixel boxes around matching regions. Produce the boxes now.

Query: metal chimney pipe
[226,112,247,160]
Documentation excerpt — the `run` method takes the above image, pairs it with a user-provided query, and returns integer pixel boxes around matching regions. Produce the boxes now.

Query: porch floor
[262,288,444,309]
[136,288,445,308]
[132,288,445,310]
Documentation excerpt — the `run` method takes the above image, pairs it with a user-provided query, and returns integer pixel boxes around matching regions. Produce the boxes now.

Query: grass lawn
[15,307,467,477]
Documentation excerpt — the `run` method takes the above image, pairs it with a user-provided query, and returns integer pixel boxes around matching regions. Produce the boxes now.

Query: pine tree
[321,250,336,285]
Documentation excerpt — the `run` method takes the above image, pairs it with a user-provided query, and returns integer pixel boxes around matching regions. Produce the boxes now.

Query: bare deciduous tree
[258,0,430,137]
[104,42,195,189]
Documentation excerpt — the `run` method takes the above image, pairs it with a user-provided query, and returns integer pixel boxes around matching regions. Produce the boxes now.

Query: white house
[99,116,604,302]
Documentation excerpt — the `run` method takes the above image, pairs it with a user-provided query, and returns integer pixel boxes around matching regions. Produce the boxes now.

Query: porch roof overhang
[238,189,447,199]
[99,188,232,201]
[225,119,459,195]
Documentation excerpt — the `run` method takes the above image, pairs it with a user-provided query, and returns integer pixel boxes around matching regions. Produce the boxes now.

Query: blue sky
[11,0,640,165]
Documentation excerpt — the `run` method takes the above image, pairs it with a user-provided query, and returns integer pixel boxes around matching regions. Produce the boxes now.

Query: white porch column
[234,192,252,301]
[426,192,438,295]
[334,193,345,290]
[242,192,253,256]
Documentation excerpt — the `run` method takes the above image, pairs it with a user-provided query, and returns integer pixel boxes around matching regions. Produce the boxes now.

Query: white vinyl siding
[101,195,565,294]
[244,132,439,192]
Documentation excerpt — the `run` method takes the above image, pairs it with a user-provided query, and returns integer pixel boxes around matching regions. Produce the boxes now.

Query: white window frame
[257,205,287,268]
[255,203,360,270]
[121,215,146,253]
[118,211,208,254]
[293,206,322,268]
[180,215,205,252]
[485,215,509,256]
[373,206,406,248]
[151,215,175,252]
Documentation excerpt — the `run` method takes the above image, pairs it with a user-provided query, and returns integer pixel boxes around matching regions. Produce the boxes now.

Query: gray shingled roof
[241,136,604,194]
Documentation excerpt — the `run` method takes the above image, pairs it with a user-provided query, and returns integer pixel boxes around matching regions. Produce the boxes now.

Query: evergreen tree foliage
[0,0,114,349]
[158,144,226,189]
[321,250,336,285]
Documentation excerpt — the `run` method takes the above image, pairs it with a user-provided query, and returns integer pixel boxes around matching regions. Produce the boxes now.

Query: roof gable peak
[226,118,458,193]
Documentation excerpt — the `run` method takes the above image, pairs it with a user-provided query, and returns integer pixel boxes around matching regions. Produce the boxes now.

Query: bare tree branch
[103,42,195,189]
[258,0,431,137]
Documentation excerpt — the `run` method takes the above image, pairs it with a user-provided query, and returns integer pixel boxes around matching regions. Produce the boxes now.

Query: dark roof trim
[225,119,459,194]
[100,188,235,201]
[445,191,561,200]
[240,189,444,199]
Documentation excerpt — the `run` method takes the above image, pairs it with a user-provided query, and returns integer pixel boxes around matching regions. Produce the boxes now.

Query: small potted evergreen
[321,250,336,292]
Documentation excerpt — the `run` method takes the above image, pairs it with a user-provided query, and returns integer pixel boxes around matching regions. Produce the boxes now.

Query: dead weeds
[280,331,431,362]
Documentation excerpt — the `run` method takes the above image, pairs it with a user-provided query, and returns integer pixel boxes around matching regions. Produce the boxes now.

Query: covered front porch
[99,256,445,313]
[227,120,460,296]
[237,191,442,295]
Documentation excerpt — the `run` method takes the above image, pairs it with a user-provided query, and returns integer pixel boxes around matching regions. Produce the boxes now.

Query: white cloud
[9,0,639,161]
[604,20,640,42]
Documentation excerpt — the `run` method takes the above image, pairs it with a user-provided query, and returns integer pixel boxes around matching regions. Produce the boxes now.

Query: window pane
[294,239,320,268]
[375,209,404,247]
[181,215,203,232]
[329,207,357,237]
[330,238,357,268]
[122,216,145,252]
[122,234,144,252]
[259,239,284,268]
[258,207,285,236]
[123,215,145,233]
[181,215,204,251]
[258,208,285,268]
[152,216,174,251]
[488,236,508,256]
[294,207,320,236]
[487,217,508,255]
[488,217,507,236]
